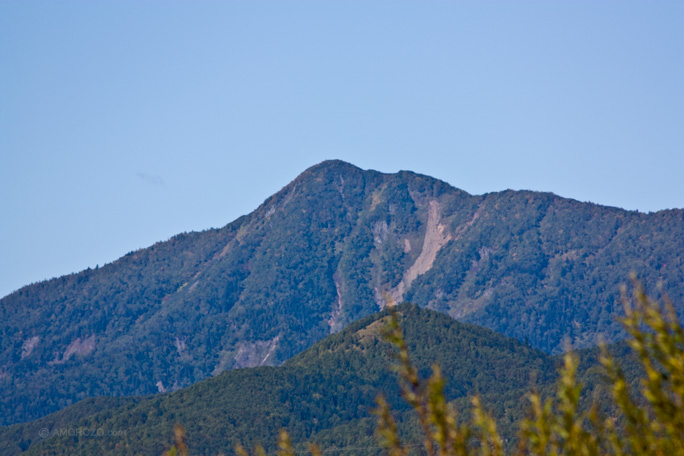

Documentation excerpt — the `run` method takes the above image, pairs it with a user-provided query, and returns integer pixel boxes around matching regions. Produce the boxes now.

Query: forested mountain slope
[1,160,682,425]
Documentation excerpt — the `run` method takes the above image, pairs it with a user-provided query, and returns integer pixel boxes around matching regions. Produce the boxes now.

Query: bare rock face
[50,336,96,365]
[385,200,452,307]
[20,336,40,360]
[232,337,280,369]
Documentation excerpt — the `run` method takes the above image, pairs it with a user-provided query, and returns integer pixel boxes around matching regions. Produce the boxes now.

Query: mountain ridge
[1,159,682,426]
[3,159,678,302]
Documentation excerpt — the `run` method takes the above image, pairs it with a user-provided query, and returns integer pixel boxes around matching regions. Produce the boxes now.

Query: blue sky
[1,1,683,298]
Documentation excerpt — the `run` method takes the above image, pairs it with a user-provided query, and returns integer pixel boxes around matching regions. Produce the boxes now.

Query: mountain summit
[1,160,683,425]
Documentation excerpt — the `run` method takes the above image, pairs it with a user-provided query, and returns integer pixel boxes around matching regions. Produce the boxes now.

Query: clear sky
[1,1,683,298]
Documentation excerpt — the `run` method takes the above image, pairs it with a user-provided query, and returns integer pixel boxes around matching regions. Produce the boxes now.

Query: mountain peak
[307,159,361,172]
[294,159,370,183]
[2,161,684,427]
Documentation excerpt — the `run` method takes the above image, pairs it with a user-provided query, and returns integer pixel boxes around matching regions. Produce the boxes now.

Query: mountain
[1,160,682,425]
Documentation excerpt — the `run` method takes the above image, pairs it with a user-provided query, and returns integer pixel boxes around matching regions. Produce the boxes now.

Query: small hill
[6,305,558,455]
